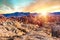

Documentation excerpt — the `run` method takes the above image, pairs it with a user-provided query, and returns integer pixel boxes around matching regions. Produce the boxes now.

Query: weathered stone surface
[0,15,59,40]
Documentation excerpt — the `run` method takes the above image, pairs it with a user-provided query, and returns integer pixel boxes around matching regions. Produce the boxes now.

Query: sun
[38,6,60,17]
[40,11,48,16]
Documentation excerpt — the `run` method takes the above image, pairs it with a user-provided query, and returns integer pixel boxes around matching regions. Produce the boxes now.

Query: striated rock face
[0,15,60,40]
[0,20,24,37]
[0,19,58,40]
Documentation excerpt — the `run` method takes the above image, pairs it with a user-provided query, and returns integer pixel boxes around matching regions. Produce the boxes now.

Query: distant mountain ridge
[3,12,60,17]
[3,12,38,17]
[48,12,60,16]
[3,12,30,17]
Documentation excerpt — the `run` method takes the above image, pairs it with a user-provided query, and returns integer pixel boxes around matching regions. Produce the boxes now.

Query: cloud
[0,0,35,14]
[0,0,60,14]
[23,0,60,13]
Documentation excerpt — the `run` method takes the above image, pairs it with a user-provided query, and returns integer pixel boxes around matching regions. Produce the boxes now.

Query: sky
[0,0,60,14]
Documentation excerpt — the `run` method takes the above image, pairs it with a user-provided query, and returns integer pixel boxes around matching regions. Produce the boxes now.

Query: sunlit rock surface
[0,20,59,40]
[0,14,60,40]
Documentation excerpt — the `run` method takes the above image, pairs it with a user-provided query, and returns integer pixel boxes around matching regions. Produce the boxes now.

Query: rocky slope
[0,15,59,40]
[0,19,58,40]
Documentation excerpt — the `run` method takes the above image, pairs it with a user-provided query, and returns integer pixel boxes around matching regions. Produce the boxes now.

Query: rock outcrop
[0,15,59,40]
